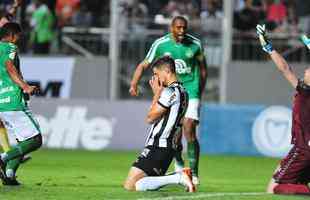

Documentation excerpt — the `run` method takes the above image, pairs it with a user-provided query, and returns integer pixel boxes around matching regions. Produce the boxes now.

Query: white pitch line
[137,192,267,200]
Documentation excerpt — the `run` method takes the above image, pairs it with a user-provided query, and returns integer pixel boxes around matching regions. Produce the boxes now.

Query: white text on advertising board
[36,106,114,150]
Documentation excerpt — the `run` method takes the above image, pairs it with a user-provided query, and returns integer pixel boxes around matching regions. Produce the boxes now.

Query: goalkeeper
[257,24,310,195]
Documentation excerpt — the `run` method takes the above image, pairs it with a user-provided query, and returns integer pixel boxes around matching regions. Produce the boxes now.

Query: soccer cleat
[180,168,196,192]
[192,176,200,186]
[21,154,32,164]
[2,177,21,186]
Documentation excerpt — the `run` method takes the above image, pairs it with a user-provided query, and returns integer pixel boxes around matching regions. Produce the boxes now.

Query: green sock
[175,149,184,167]
[6,157,22,178]
[2,135,41,163]
[187,140,200,177]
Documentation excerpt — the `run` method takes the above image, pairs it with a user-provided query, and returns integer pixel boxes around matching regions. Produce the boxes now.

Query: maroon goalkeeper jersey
[291,80,310,149]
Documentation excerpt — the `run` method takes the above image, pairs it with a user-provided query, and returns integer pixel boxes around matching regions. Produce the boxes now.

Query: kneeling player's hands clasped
[256,24,273,54]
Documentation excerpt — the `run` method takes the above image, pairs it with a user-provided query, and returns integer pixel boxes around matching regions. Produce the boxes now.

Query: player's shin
[174,143,185,172]
[6,157,22,178]
[0,134,42,163]
[0,128,11,152]
[187,140,200,177]
[135,174,181,191]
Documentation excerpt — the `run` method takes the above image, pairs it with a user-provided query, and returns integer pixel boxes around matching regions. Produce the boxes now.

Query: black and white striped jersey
[145,82,188,148]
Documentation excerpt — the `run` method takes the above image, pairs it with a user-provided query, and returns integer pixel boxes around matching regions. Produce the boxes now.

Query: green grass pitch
[0,149,308,200]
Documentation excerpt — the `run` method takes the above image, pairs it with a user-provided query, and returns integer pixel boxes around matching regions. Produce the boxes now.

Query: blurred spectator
[30,0,55,54]
[264,0,287,32]
[200,0,222,36]
[56,0,80,26]
[234,0,263,31]
[295,0,310,34]
[71,3,92,27]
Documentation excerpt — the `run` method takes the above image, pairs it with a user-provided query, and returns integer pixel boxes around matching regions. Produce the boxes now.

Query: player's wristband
[263,43,273,54]
[301,35,310,50]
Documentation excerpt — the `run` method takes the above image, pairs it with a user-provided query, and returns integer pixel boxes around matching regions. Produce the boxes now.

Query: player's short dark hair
[0,22,22,38]
[171,16,188,27]
[151,56,176,73]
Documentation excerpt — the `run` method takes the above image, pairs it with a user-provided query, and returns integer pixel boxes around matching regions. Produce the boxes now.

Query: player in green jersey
[129,16,208,185]
[0,22,42,186]
[0,0,31,159]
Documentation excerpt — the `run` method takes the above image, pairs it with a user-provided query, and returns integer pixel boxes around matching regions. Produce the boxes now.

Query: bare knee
[123,180,136,191]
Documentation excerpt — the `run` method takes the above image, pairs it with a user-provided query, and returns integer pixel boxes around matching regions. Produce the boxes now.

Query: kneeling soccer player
[123,56,195,192]
[0,22,42,185]
[257,24,310,195]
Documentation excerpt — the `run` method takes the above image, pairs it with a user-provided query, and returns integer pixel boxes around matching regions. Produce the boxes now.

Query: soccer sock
[135,173,181,191]
[6,157,22,178]
[1,134,42,163]
[175,143,184,167]
[187,140,200,177]
[274,184,310,194]
[0,128,10,152]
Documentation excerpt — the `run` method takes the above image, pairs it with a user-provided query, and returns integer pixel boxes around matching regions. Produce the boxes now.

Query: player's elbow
[145,116,155,124]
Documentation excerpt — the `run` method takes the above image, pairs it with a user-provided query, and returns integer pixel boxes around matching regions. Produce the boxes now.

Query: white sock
[6,169,14,178]
[0,153,7,162]
[135,173,181,191]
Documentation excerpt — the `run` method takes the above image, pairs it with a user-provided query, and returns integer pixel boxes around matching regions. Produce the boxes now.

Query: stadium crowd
[1,0,309,54]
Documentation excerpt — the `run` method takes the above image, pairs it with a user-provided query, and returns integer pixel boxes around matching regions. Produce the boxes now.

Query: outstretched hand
[256,24,273,53]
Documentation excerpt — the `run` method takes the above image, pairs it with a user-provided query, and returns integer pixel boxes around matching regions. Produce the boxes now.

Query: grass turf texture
[0,149,308,200]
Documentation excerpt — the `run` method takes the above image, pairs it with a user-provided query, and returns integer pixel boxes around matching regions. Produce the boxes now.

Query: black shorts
[133,146,176,176]
[273,146,310,184]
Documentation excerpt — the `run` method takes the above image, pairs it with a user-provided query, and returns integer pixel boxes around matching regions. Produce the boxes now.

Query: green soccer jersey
[144,33,205,99]
[0,42,26,111]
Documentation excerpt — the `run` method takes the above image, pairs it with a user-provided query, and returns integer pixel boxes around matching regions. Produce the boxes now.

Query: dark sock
[2,134,42,163]
[175,143,184,166]
[187,140,200,176]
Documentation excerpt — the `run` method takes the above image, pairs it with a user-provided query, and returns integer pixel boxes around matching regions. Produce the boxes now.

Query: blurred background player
[257,24,310,195]
[129,16,208,185]
[0,0,21,27]
[0,0,22,155]
[0,22,42,186]
[124,56,195,192]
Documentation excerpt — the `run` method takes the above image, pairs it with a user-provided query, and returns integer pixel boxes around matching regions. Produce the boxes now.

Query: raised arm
[256,24,298,88]
[129,61,150,96]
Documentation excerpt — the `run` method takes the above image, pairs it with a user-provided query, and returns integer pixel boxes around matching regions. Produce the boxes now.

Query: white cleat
[192,176,200,186]
[174,161,184,173]
[180,168,196,192]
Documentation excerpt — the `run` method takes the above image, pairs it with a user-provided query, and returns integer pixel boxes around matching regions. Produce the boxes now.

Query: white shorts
[184,99,200,121]
[0,109,41,142]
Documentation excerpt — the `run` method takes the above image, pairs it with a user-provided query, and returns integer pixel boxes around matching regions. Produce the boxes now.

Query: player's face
[304,68,310,85]
[171,19,187,42]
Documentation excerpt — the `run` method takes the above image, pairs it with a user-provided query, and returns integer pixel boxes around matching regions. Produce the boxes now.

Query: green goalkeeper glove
[300,34,310,51]
[256,24,273,53]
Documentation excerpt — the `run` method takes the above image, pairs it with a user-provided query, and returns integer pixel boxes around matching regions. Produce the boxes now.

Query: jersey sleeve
[3,44,17,62]
[158,87,178,109]
[144,38,161,64]
[296,79,310,95]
